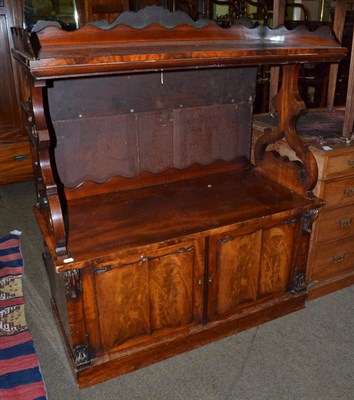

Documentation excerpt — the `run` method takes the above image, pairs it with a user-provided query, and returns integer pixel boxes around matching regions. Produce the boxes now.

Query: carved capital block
[301,209,319,235]
[64,269,81,300]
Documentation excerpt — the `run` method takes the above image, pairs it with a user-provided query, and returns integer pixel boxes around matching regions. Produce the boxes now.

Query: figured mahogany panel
[93,243,201,352]
[94,259,150,350]
[215,231,262,315]
[258,223,295,297]
[148,249,195,330]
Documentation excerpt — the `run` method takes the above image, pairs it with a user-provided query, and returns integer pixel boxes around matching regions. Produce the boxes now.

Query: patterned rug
[0,233,47,400]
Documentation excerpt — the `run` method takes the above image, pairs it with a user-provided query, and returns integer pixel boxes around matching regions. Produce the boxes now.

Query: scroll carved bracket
[64,269,82,300]
[254,64,319,196]
[31,85,68,258]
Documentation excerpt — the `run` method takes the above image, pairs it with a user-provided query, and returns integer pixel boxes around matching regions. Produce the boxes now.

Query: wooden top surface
[11,8,346,80]
[58,167,318,266]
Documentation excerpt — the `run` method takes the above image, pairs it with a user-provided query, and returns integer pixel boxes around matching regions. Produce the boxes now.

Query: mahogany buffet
[11,7,346,388]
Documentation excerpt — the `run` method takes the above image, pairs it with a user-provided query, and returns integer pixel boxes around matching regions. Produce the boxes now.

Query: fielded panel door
[85,240,204,355]
[207,222,296,321]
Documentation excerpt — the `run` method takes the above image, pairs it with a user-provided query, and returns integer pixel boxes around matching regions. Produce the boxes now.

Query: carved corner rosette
[73,344,91,370]
[64,269,82,300]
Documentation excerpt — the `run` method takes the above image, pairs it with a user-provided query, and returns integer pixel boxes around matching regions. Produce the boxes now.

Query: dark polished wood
[12,7,346,387]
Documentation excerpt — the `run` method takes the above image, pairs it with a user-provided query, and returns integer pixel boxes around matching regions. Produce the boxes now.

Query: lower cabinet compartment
[88,240,204,355]
[45,216,310,388]
[208,223,296,321]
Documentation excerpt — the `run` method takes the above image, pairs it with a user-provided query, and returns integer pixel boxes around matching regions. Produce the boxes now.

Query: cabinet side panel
[217,231,262,314]
[149,251,194,331]
[258,224,295,297]
[94,260,150,350]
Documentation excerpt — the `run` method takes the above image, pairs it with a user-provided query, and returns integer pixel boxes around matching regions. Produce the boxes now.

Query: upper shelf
[11,7,346,80]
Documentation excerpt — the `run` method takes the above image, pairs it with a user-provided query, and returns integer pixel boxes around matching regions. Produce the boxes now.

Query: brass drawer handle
[333,253,346,263]
[343,188,354,197]
[338,218,352,228]
[348,160,354,168]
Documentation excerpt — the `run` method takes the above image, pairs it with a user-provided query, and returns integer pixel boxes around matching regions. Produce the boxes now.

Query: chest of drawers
[309,143,354,298]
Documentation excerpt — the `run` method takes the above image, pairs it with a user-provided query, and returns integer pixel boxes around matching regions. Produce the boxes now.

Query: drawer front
[321,176,354,209]
[0,140,33,184]
[323,152,354,180]
[310,235,354,282]
[316,205,354,243]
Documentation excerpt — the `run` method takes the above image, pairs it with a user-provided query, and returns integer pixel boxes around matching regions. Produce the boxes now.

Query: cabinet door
[208,223,295,321]
[87,241,204,354]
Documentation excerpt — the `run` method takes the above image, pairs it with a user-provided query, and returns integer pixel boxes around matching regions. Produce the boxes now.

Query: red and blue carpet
[0,233,47,400]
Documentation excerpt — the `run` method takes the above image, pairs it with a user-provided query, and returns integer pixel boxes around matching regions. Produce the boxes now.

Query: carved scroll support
[31,83,67,257]
[290,209,319,294]
[254,64,318,197]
